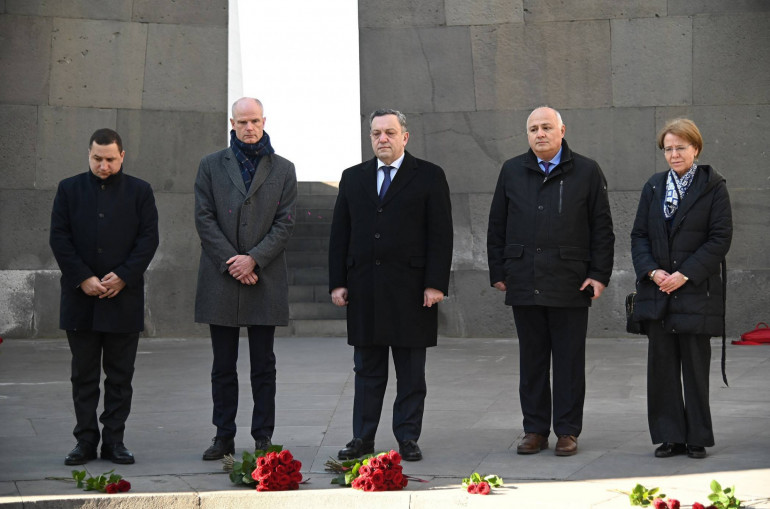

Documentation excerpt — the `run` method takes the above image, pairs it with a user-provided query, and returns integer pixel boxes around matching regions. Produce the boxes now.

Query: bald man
[487,107,614,457]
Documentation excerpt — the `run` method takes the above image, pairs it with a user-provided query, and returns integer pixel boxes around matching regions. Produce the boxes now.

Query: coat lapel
[223,149,248,196]
[246,155,272,198]
[358,158,380,205]
[380,151,418,206]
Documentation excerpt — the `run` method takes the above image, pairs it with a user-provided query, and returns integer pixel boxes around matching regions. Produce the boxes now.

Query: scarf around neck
[663,163,698,219]
[229,129,275,190]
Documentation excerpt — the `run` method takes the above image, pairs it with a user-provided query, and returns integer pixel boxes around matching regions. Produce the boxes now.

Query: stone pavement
[0,336,769,508]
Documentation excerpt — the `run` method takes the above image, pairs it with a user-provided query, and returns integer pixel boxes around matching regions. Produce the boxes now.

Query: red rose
[369,456,381,469]
[692,503,705,509]
[667,499,680,509]
[257,484,270,492]
[359,464,372,476]
[105,483,119,494]
[467,482,478,494]
[291,459,302,471]
[257,456,268,468]
[392,464,403,473]
[653,499,667,509]
[116,479,131,492]
[371,470,385,486]
[279,449,294,464]
[388,450,401,464]
[291,471,303,483]
[477,481,491,495]
[401,476,408,488]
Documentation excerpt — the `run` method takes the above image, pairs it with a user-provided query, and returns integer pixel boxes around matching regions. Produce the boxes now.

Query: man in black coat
[50,128,159,465]
[329,109,453,461]
[487,107,614,456]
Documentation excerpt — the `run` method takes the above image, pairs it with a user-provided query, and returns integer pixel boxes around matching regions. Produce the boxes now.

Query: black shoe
[398,439,422,461]
[687,445,707,459]
[254,436,272,452]
[654,442,686,458]
[65,442,97,465]
[338,438,374,460]
[202,436,235,461]
[101,442,135,464]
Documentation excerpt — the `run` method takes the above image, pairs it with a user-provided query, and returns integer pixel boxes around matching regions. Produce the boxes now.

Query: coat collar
[524,139,574,178]
[360,151,419,206]
[223,148,272,198]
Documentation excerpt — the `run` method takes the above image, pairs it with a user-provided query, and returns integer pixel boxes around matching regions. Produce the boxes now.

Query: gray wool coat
[194,147,297,327]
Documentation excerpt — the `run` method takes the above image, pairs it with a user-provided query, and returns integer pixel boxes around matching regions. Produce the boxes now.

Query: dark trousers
[512,305,588,437]
[646,320,714,446]
[210,324,276,441]
[353,345,427,443]
[66,330,139,447]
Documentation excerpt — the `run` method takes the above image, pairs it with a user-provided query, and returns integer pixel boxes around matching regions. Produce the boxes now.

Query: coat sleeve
[328,171,351,291]
[49,181,94,288]
[194,156,240,273]
[586,163,615,285]
[246,163,298,269]
[630,182,658,282]
[678,181,732,284]
[112,182,160,287]
[486,167,508,286]
[424,166,453,295]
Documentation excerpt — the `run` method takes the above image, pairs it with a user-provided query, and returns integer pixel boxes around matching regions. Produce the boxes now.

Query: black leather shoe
[654,442,686,458]
[101,442,135,464]
[64,442,97,465]
[338,438,374,460]
[202,436,234,461]
[254,436,272,452]
[398,439,423,461]
[687,445,707,459]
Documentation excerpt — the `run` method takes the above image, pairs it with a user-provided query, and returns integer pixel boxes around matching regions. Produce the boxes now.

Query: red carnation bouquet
[326,450,410,491]
[250,449,303,491]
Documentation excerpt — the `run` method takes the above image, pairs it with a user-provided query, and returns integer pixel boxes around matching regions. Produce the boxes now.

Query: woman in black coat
[631,118,732,459]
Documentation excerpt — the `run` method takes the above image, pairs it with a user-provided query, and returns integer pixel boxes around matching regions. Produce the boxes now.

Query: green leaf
[711,480,722,493]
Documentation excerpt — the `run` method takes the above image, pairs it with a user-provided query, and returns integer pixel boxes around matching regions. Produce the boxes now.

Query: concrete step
[292,222,332,238]
[293,208,334,224]
[286,236,330,252]
[288,284,329,303]
[297,181,339,196]
[286,251,328,268]
[288,266,327,285]
[295,193,338,209]
[289,302,346,320]
[275,319,347,337]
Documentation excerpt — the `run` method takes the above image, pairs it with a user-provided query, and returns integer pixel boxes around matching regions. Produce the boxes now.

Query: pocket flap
[503,244,524,258]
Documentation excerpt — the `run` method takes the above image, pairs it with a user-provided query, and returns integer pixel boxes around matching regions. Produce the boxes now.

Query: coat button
[377,208,383,213]
[534,289,540,294]
[101,185,106,190]
[673,260,677,265]
[536,248,542,253]
[98,213,104,218]
[538,205,544,211]
[97,248,103,253]
[374,233,380,239]
[375,260,381,265]
[245,200,250,205]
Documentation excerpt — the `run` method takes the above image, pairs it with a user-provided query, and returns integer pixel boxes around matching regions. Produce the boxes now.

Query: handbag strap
[721,259,728,386]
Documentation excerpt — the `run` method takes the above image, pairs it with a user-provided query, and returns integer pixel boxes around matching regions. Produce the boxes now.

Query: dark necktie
[379,166,392,201]
[541,161,551,174]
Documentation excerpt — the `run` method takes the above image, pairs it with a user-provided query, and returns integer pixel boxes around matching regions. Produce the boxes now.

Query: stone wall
[357,0,770,338]
[0,0,227,337]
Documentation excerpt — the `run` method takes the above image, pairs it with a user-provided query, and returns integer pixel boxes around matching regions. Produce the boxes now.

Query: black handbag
[625,292,646,335]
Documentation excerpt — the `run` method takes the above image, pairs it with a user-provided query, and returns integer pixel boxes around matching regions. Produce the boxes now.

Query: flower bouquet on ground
[462,472,504,495]
[622,480,748,509]
[44,469,131,494]
[222,445,303,491]
[325,450,410,491]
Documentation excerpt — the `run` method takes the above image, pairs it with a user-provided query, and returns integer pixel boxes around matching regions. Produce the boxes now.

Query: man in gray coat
[195,97,297,460]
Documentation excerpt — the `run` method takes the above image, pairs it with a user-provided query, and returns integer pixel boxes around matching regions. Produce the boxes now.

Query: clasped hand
[227,254,258,285]
[651,270,688,294]
[80,272,126,299]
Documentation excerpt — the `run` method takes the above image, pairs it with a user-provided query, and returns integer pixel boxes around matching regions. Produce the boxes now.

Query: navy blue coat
[631,165,732,336]
[49,170,159,333]
[328,151,453,348]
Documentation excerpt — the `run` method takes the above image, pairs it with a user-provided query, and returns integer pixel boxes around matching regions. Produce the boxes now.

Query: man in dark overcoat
[329,109,453,462]
[195,97,297,460]
[487,107,614,457]
[50,128,159,465]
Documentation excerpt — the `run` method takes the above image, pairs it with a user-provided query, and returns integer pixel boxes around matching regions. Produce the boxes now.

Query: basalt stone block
[359,0,443,28]
[588,269,636,338]
[471,21,611,110]
[0,14,51,104]
[669,0,770,16]
[654,104,770,189]
[522,0,666,22]
[446,0,523,26]
[441,270,515,337]
[49,18,147,109]
[132,0,227,26]
[608,191,642,271]
[33,270,61,337]
[117,109,225,193]
[726,189,770,271]
[36,106,117,190]
[0,189,58,270]
[450,193,473,270]
[143,23,227,113]
[359,26,475,114]
[0,270,34,337]
[151,192,199,271]
[726,270,770,338]
[0,104,37,189]
[611,17,692,107]
[561,107,656,191]
[144,269,207,337]
[693,13,770,105]
[5,0,132,20]
[469,192,495,270]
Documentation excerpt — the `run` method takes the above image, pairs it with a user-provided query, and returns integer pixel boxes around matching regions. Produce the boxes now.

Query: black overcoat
[49,170,159,333]
[487,140,615,307]
[630,165,732,336]
[328,151,453,348]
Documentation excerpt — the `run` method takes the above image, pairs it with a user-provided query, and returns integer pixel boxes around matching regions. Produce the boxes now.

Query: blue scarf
[663,163,698,219]
[229,129,275,190]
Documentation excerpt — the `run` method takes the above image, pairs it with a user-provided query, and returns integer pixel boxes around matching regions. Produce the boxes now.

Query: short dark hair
[89,128,123,152]
[369,109,408,132]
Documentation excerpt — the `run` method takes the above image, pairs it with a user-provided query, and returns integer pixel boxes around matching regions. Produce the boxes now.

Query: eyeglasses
[662,145,692,155]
